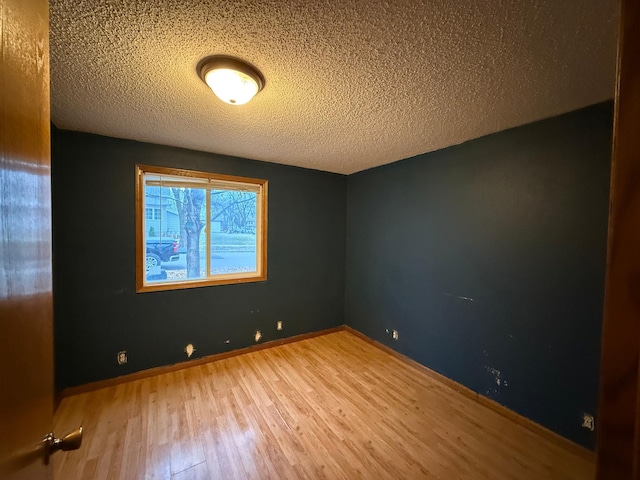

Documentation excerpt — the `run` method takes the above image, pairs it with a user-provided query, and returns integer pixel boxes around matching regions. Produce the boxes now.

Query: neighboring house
[144,188,180,237]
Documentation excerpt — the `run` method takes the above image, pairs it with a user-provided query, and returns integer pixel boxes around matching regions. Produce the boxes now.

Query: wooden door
[596,0,640,478]
[0,0,54,479]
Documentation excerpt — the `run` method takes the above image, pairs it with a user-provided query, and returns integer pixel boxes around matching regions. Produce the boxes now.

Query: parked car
[146,238,180,270]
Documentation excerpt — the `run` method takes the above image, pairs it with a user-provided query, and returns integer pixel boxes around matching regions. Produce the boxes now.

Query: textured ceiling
[50,0,618,174]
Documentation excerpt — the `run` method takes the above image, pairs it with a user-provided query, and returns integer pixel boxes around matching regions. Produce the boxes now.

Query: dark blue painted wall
[345,103,612,448]
[52,130,347,389]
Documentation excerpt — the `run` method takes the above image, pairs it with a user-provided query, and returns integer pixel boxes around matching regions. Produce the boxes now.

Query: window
[145,208,161,220]
[136,165,268,292]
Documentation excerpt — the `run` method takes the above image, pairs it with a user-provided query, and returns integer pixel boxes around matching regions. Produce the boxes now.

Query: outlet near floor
[117,351,127,365]
[582,413,595,431]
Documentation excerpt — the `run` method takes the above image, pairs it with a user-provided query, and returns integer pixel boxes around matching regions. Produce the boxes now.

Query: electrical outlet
[117,351,127,365]
[277,321,283,331]
[392,330,399,341]
[255,330,262,342]
[582,413,595,431]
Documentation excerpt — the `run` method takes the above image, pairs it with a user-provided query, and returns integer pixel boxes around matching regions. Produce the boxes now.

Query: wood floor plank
[54,331,595,479]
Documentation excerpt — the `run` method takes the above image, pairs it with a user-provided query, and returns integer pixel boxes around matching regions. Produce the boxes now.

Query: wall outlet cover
[117,351,127,365]
[582,413,595,431]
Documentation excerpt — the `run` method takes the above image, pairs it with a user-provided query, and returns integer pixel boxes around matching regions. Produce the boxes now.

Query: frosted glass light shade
[204,68,259,105]
[198,56,264,106]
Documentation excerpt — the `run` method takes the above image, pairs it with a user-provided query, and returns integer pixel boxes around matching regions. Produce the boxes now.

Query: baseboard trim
[60,326,344,399]
[343,325,595,462]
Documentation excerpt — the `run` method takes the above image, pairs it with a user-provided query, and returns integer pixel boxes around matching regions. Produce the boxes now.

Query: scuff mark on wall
[441,292,475,302]
[488,366,502,385]
[185,343,195,358]
[484,365,508,387]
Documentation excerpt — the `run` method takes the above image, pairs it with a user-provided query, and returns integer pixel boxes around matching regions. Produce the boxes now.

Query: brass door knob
[44,426,83,464]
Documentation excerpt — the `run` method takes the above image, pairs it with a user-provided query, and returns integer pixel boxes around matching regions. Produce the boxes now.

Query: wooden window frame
[135,165,268,292]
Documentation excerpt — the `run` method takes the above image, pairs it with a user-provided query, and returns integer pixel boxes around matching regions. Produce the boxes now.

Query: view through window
[136,165,267,291]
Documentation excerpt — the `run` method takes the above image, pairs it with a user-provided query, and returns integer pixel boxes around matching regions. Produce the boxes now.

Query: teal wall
[345,103,612,448]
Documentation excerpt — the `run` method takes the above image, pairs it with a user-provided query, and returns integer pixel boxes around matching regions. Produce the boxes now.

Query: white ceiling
[49,0,618,175]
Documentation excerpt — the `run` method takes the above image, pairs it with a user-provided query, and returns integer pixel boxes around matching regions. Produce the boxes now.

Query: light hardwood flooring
[53,331,595,479]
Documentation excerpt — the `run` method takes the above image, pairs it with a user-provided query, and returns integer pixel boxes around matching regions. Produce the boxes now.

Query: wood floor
[53,331,595,479]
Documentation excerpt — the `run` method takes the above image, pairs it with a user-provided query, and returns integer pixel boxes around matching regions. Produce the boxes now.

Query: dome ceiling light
[197,55,265,106]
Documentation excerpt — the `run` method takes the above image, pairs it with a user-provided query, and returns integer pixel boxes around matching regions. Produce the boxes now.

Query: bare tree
[211,190,256,233]
[170,187,205,277]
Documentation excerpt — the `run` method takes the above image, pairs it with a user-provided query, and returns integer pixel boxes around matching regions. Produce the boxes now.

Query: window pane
[210,189,257,275]
[145,185,206,283]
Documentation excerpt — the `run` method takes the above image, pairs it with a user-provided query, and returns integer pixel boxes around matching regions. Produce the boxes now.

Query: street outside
[161,250,256,277]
